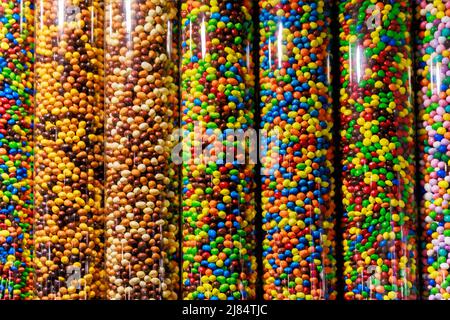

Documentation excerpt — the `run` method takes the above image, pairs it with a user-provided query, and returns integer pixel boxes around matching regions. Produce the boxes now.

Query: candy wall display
[259,0,336,300]
[34,0,105,299]
[0,0,34,300]
[104,0,180,300]
[338,1,418,300]
[180,0,257,300]
[416,0,450,301]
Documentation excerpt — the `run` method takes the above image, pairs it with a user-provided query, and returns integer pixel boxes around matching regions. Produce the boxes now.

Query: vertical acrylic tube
[104,0,180,300]
[259,0,336,300]
[180,0,257,300]
[34,0,105,300]
[0,0,34,300]
[416,0,450,301]
[338,0,418,300]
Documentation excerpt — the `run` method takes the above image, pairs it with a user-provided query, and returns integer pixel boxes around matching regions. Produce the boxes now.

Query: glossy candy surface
[104,0,180,300]
[338,0,418,300]
[259,0,337,300]
[0,0,34,300]
[34,0,105,300]
[416,0,450,300]
[180,0,257,300]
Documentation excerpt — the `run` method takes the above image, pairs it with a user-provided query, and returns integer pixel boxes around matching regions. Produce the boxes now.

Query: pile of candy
[180,0,257,300]
[416,0,450,300]
[259,0,336,300]
[0,0,34,300]
[34,0,105,300]
[104,0,180,300]
[338,0,418,300]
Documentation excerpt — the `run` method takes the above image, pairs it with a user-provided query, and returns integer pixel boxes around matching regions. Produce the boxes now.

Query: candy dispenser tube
[0,0,34,300]
[259,0,336,300]
[416,0,450,301]
[104,0,180,300]
[34,0,105,300]
[338,0,418,300]
[180,0,257,300]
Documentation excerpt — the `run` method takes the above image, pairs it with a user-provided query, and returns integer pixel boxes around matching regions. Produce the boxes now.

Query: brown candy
[34,0,105,300]
[104,0,179,300]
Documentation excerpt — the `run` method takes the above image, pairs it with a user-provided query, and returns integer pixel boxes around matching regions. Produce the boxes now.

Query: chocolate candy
[34,0,105,300]
[0,0,34,300]
[104,0,180,300]
[338,0,418,300]
[416,0,450,300]
[180,0,257,300]
[259,0,336,300]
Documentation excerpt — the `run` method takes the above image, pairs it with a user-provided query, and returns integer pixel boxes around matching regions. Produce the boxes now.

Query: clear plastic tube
[259,0,336,300]
[0,0,34,300]
[34,0,105,300]
[180,0,257,300]
[416,0,450,301]
[338,0,418,300]
[104,0,180,300]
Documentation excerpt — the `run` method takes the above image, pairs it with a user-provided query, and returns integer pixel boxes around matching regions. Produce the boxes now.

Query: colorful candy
[0,0,34,300]
[180,0,257,300]
[104,0,180,300]
[416,0,450,300]
[338,0,418,300]
[34,0,105,299]
[259,0,336,300]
